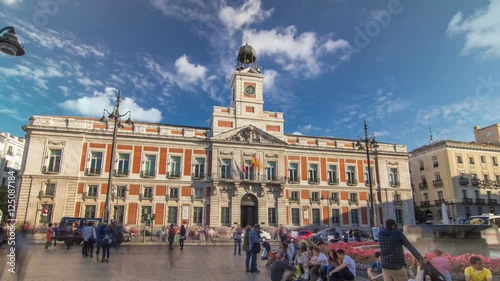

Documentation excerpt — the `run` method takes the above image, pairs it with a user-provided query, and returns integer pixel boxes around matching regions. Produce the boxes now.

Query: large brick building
[16,45,414,231]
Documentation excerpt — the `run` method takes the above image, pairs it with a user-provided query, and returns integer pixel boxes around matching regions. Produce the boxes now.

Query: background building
[0,132,25,188]
[17,45,414,231]
[410,125,500,224]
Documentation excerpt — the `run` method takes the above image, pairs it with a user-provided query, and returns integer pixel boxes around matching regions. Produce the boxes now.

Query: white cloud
[447,0,500,59]
[290,131,303,135]
[150,0,218,23]
[77,77,104,88]
[0,64,64,90]
[58,85,70,96]
[263,69,278,91]
[243,26,352,76]
[58,89,163,123]
[1,0,22,6]
[175,55,209,89]
[373,130,390,137]
[219,0,274,33]
[0,106,25,121]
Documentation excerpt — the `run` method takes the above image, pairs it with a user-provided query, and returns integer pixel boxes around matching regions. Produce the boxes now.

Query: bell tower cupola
[236,43,260,73]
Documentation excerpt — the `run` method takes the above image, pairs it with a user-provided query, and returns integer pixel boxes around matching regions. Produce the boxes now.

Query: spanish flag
[251,154,262,168]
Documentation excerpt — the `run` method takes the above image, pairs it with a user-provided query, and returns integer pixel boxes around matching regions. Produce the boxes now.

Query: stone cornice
[410,140,500,157]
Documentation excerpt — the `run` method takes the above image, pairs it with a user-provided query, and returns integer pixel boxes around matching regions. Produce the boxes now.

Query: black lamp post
[0,26,25,56]
[99,89,133,223]
[355,120,379,232]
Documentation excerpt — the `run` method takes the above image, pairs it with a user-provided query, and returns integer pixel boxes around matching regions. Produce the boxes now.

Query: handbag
[252,242,261,254]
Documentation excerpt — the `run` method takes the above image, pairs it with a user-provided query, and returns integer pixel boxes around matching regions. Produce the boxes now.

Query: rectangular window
[291,208,300,226]
[493,156,499,166]
[168,156,180,177]
[116,186,127,198]
[194,188,204,199]
[461,190,467,198]
[437,191,444,200]
[424,193,429,201]
[328,165,338,184]
[114,205,125,223]
[143,186,154,198]
[221,159,232,179]
[169,187,179,199]
[419,160,424,171]
[347,166,356,184]
[193,207,203,225]
[312,209,321,225]
[290,191,299,201]
[351,209,359,225]
[44,183,56,196]
[143,155,156,176]
[395,209,403,224]
[221,207,230,226]
[84,205,96,219]
[244,160,255,180]
[457,155,463,164]
[435,173,442,181]
[117,153,130,176]
[349,193,358,203]
[496,175,500,183]
[364,166,373,185]
[289,163,299,183]
[141,206,152,222]
[193,158,205,179]
[464,207,470,217]
[7,146,13,156]
[268,208,277,226]
[47,149,62,172]
[167,207,178,224]
[330,192,339,202]
[474,190,480,200]
[469,157,475,165]
[432,156,439,168]
[266,161,276,181]
[481,155,486,164]
[40,204,53,223]
[332,209,340,225]
[389,168,399,186]
[89,152,103,174]
[311,192,320,202]
[87,185,98,197]
[308,163,319,183]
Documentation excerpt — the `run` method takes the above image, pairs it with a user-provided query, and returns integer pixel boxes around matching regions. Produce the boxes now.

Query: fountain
[404,203,493,256]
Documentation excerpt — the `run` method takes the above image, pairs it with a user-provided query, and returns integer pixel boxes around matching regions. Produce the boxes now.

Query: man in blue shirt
[368,251,383,280]
[379,219,426,281]
[249,224,261,273]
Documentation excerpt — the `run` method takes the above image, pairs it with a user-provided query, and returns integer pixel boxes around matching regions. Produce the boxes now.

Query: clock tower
[210,44,284,137]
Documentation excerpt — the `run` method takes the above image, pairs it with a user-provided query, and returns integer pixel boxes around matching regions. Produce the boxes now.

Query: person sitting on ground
[309,247,328,281]
[367,251,383,281]
[464,256,492,281]
[328,249,356,281]
[270,252,297,281]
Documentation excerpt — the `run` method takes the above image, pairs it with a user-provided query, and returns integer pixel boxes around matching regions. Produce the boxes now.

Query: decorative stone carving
[265,153,278,158]
[388,161,399,166]
[220,151,234,156]
[226,126,273,144]
[48,141,65,146]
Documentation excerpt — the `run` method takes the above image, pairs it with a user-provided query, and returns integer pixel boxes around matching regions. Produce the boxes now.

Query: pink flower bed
[326,242,500,276]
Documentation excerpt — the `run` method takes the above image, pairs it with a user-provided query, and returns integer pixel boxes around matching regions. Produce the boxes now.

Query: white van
[466,213,500,227]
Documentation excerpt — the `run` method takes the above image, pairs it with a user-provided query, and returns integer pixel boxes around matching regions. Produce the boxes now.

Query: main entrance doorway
[241,194,258,227]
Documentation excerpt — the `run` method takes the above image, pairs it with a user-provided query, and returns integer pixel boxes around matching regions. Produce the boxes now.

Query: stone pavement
[1,243,370,281]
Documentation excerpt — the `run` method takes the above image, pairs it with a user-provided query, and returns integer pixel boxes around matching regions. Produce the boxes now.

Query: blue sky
[1,0,499,150]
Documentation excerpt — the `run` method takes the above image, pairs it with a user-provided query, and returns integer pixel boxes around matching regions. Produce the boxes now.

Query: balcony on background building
[140,170,156,178]
[42,165,60,174]
[476,199,486,205]
[420,201,431,207]
[328,178,339,185]
[419,181,428,190]
[288,176,300,184]
[85,167,101,176]
[462,198,474,205]
[483,179,493,186]
[113,169,129,177]
[308,177,320,185]
[191,172,206,181]
[433,179,444,188]
[166,171,180,179]
[435,199,445,205]
[347,179,358,186]
[488,199,498,205]
[471,179,481,186]
[459,177,469,186]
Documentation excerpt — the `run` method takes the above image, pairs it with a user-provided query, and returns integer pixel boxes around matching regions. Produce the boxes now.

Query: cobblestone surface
[1,243,371,281]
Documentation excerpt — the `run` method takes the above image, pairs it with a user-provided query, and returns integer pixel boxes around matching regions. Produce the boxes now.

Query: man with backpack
[249,224,262,273]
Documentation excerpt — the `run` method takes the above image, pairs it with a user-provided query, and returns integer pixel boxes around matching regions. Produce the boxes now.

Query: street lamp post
[355,120,379,234]
[0,26,25,56]
[100,90,133,223]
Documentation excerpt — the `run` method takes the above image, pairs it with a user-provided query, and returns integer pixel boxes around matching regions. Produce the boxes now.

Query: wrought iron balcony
[476,199,486,205]
[328,178,339,185]
[488,199,498,205]
[433,179,444,188]
[471,179,481,186]
[85,167,101,176]
[347,179,358,186]
[141,170,156,178]
[288,176,300,184]
[463,197,472,204]
[329,197,340,204]
[459,177,469,185]
[42,165,60,174]
[420,201,431,207]
[191,172,206,180]
[435,199,445,205]
[310,197,321,204]
[212,173,238,181]
[38,190,55,199]
[114,169,129,177]
[288,197,300,203]
[419,181,428,189]
[264,175,286,183]
[348,198,359,205]
[364,179,375,187]
[308,177,320,184]
[166,171,180,179]
[83,191,98,200]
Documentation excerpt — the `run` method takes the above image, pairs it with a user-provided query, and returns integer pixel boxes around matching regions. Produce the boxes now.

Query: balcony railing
[471,179,481,186]
[140,170,156,178]
[459,178,469,185]
[139,193,154,201]
[329,197,340,204]
[433,179,444,188]
[419,182,428,189]
[328,178,339,185]
[38,190,55,199]
[166,171,180,179]
[114,169,129,177]
[308,177,320,184]
[83,191,98,200]
[288,176,300,184]
[212,173,238,181]
[191,172,206,180]
[310,198,321,204]
[85,167,101,176]
[347,179,358,186]
[289,197,300,203]
[483,180,493,186]
[390,181,401,187]
[435,199,445,205]
[476,199,486,205]
[264,175,286,183]
[420,201,431,207]
[42,165,60,174]
[348,198,359,204]
[462,198,474,205]
[488,199,498,205]
[364,179,375,187]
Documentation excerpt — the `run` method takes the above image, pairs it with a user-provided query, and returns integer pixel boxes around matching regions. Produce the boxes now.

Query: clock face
[244,85,255,96]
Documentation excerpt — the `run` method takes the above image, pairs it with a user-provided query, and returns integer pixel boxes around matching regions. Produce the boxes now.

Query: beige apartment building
[16,45,414,231]
[410,125,500,223]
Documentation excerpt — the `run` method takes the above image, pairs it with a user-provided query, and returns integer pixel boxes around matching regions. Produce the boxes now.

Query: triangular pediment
[212,125,286,146]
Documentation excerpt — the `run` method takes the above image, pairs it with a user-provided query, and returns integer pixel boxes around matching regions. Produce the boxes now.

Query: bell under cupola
[236,43,260,73]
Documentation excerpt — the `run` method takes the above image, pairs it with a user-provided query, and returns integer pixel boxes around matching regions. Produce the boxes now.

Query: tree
[414,203,427,223]
[0,187,8,222]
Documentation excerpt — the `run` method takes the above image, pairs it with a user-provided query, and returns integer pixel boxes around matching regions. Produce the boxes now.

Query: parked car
[310,228,341,244]
[242,229,272,241]
[56,217,102,244]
